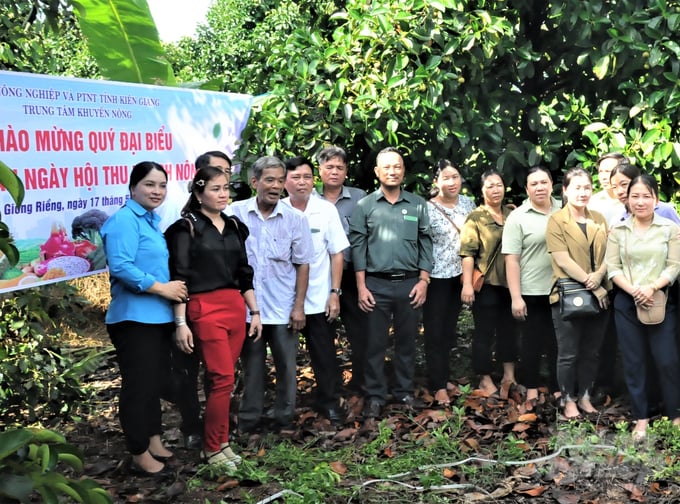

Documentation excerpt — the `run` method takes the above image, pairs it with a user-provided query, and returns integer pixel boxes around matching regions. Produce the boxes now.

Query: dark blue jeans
[614,291,680,420]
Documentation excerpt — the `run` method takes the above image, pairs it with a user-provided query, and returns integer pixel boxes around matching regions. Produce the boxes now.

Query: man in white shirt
[231,156,313,432]
[283,156,349,425]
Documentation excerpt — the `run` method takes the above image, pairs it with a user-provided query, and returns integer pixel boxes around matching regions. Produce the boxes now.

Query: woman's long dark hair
[181,166,228,217]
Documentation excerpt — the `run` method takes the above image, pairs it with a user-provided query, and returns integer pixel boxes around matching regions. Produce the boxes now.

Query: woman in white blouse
[423,159,476,406]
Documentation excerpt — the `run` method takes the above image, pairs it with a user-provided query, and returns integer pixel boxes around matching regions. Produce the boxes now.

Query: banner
[0,71,253,293]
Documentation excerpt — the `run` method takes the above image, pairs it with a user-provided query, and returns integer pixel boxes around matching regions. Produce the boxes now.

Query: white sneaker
[220,444,242,465]
[200,449,237,470]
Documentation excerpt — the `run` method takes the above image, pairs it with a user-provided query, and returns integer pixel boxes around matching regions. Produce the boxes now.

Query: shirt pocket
[266,237,291,262]
[403,215,419,241]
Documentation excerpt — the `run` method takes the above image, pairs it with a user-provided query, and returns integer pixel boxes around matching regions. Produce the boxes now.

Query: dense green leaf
[71,0,176,84]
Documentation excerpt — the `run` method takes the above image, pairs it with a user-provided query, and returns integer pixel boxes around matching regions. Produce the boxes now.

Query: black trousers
[168,343,202,436]
[471,284,517,376]
[340,267,368,390]
[551,304,608,401]
[422,276,462,390]
[517,295,558,391]
[302,312,342,409]
[108,321,173,455]
[364,275,421,403]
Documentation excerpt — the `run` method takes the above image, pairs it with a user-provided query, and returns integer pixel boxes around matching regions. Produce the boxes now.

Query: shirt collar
[126,199,160,225]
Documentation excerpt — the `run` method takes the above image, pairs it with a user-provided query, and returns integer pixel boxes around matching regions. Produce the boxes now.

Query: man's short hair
[252,155,285,180]
[597,152,628,168]
[376,146,403,165]
[317,146,347,165]
[285,156,314,173]
[195,150,231,170]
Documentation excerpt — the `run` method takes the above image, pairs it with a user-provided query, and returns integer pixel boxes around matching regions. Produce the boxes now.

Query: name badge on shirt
[311,228,321,233]
[404,215,418,222]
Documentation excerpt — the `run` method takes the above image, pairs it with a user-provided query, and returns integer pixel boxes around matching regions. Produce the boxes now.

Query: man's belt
[366,271,419,281]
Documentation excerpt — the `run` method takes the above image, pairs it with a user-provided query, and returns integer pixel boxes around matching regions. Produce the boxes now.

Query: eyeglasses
[321,164,347,171]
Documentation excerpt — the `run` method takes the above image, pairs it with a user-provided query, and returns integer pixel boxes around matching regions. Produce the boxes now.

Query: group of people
[101,146,680,476]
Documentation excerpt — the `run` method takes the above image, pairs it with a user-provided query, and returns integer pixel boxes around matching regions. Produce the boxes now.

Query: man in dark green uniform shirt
[349,147,433,419]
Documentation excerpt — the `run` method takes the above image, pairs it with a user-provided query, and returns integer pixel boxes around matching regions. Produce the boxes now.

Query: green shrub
[0,427,112,503]
[0,286,108,422]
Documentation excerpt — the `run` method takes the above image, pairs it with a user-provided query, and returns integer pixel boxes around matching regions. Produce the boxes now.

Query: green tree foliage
[0,286,110,421]
[0,1,98,78]
[0,428,112,503]
[165,0,342,93]
[176,0,680,198]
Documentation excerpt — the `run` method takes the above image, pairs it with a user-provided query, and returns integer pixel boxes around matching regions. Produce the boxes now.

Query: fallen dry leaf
[553,490,580,504]
[623,483,645,502]
[257,447,266,457]
[334,427,357,441]
[383,447,394,458]
[512,422,531,432]
[216,480,239,492]
[463,437,480,451]
[329,461,347,475]
[443,468,457,479]
[517,413,537,423]
[513,464,537,477]
[516,484,548,497]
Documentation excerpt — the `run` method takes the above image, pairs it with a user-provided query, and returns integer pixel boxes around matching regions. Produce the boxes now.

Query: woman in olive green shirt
[460,170,517,398]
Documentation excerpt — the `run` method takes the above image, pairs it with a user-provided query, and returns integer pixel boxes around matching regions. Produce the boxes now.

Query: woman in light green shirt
[605,174,680,439]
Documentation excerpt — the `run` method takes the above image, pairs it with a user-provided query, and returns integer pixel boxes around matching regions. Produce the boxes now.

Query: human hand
[461,283,475,306]
[248,315,263,342]
[357,285,375,313]
[289,305,306,331]
[175,325,194,354]
[161,280,188,302]
[325,295,340,322]
[409,280,427,308]
[511,297,527,321]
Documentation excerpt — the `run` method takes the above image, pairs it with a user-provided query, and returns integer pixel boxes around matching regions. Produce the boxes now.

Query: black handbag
[556,241,603,321]
[556,278,602,321]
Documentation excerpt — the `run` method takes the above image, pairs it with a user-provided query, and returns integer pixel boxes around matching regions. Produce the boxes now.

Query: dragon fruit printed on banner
[0,70,253,293]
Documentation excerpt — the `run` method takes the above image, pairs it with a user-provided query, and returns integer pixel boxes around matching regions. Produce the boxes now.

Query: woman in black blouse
[165,166,262,468]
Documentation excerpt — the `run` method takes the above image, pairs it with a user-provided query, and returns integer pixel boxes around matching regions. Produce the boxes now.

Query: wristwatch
[330,288,342,296]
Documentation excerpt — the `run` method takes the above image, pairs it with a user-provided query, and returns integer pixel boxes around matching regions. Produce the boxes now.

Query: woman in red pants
[165,166,262,469]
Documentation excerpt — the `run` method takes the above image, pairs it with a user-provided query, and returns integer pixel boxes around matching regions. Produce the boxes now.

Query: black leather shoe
[183,433,202,450]
[321,406,345,426]
[398,395,423,411]
[364,400,382,419]
[129,461,173,478]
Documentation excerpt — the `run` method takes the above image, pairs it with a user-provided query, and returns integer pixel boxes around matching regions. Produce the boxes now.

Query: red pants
[187,288,246,451]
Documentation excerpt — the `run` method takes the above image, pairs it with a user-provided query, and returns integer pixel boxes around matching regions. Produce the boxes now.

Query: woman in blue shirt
[101,161,188,476]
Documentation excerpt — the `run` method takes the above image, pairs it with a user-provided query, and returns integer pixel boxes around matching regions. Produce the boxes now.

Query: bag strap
[428,200,461,234]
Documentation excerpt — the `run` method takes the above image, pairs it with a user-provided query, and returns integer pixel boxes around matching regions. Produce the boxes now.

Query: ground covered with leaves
[36,278,680,503]
[55,329,680,503]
